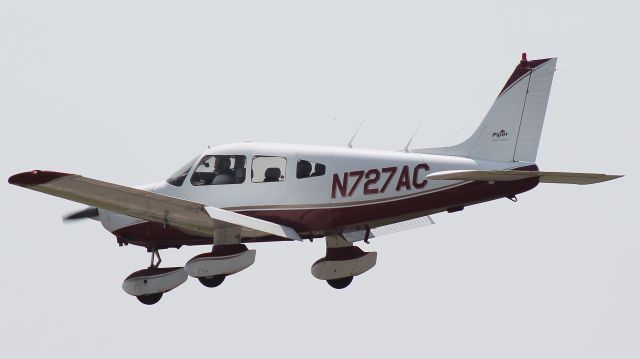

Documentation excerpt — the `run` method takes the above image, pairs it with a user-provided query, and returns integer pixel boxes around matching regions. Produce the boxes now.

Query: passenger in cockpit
[297,160,312,179]
[233,157,246,184]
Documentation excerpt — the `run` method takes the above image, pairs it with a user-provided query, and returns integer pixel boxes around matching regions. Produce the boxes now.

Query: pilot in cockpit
[211,157,235,185]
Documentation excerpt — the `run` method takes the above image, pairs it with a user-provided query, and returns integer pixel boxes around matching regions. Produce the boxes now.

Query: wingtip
[8,170,72,186]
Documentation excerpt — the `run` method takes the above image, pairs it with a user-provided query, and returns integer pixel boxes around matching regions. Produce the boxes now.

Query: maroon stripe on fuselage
[112,165,539,249]
[239,174,538,231]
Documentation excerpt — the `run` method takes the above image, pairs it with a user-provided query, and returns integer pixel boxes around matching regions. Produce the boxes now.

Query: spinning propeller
[63,207,99,223]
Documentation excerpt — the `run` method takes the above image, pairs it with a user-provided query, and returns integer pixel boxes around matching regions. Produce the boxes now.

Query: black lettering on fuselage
[331,164,430,198]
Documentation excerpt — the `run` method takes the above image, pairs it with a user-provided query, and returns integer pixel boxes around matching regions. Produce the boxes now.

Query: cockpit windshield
[166,157,198,187]
[191,155,246,186]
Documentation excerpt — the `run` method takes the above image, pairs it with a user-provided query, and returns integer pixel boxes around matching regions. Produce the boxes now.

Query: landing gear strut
[149,249,162,269]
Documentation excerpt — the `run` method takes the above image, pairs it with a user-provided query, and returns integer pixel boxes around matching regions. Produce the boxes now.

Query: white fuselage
[100,142,532,242]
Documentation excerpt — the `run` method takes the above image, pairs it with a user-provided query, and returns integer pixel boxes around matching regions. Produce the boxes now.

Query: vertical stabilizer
[416,54,557,163]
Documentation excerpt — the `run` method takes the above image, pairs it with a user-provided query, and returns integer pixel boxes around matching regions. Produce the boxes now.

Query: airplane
[8,53,622,305]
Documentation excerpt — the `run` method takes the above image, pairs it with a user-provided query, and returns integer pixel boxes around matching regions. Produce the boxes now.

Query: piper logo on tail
[492,129,509,141]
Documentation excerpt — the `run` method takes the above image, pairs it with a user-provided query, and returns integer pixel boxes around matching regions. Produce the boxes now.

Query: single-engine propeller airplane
[9,54,622,305]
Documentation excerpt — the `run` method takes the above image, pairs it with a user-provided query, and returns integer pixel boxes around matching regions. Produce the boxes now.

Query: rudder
[416,54,557,163]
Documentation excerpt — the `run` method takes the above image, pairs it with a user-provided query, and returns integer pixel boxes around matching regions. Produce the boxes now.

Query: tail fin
[416,54,557,162]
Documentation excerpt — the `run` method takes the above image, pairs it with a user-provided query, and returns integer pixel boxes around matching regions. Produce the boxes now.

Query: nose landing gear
[122,250,187,305]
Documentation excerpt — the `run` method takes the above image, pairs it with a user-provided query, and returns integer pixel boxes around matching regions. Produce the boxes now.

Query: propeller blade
[63,207,99,222]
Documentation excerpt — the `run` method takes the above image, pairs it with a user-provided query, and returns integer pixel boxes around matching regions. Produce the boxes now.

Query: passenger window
[296,160,326,179]
[252,156,286,183]
[190,155,246,186]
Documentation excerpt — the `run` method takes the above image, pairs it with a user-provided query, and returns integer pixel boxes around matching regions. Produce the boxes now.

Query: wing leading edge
[8,170,301,241]
[426,170,623,185]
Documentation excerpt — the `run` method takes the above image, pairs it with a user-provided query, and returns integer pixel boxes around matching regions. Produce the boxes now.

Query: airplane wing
[8,170,301,241]
[426,170,623,185]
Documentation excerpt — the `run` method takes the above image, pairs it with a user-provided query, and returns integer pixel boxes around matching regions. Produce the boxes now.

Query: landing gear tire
[326,276,353,289]
[198,275,226,288]
[136,293,163,305]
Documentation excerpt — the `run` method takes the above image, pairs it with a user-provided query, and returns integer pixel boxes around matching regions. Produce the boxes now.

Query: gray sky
[1,1,637,358]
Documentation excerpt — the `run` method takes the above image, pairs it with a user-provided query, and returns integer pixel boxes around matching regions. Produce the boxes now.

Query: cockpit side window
[252,156,286,183]
[166,157,198,187]
[296,160,326,179]
[190,155,246,186]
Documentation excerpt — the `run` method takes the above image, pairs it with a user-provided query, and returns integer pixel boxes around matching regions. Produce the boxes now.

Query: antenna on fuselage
[403,124,421,153]
[347,121,365,148]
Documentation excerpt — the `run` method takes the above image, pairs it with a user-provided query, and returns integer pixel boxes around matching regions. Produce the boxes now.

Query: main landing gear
[311,235,377,289]
[185,227,256,288]
[122,250,187,305]
[185,244,256,288]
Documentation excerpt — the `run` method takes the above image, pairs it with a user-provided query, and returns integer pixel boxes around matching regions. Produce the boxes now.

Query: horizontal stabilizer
[342,215,435,243]
[426,170,623,185]
[371,215,435,236]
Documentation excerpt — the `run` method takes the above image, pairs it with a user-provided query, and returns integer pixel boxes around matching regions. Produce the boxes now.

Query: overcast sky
[1,1,637,358]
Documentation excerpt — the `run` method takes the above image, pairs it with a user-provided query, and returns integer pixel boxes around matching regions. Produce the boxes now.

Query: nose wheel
[122,250,187,305]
